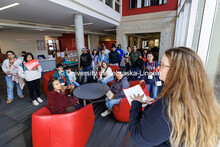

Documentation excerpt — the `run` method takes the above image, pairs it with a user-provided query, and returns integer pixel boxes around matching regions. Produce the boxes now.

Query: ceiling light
[0,3,20,11]
[104,29,116,31]
[83,23,93,25]
[70,23,93,27]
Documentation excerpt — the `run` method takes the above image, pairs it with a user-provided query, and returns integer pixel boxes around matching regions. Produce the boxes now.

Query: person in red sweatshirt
[46,77,79,114]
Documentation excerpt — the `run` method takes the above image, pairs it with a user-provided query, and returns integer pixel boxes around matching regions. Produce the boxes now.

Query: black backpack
[135,58,144,68]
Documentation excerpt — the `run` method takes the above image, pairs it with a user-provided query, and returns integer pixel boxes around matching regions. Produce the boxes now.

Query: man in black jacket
[80,48,92,84]
[109,46,120,66]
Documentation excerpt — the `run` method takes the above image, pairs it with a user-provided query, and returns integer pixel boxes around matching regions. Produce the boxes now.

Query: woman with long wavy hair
[129,47,220,147]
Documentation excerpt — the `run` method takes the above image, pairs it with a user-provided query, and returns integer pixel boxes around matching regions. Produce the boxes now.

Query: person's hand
[130,94,145,103]
[145,96,154,104]
[139,80,145,84]
[5,71,11,75]
[100,79,103,82]
[130,94,154,104]
[80,67,82,71]
[149,72,154,75]
[33,67,38,70]
[70,80,74,83]
[129,62,131,66]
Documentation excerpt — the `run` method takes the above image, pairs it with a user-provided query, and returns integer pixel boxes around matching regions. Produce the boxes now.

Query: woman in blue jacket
[98,48,109,68]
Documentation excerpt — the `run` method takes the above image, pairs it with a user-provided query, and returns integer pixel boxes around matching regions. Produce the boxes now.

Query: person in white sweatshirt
[2,51,24,104]
[98,61,114,85]
[18,52,43,106]
[65,66,80,87]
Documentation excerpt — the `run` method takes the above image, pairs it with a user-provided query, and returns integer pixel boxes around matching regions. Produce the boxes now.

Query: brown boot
[6,99,13,104]
[19,95,24,98]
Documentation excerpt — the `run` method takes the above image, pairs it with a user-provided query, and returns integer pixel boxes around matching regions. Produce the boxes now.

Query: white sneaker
[37,97,43,103]
[32,100,39,106]
[101,110,111,117]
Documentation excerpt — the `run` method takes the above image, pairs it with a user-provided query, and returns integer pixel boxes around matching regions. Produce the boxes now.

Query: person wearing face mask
[18,52,43,106]
[129,47,220,147]
[2,51,24,104]
[140,52,160,99]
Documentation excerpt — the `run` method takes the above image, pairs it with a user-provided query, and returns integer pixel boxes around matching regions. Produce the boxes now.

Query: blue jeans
[146,83,158,99]
[80,66,91,84]
[5,76,23,100]
[105,97,122,110]
[98,76,114,85]
[71,81,80,87]
[130,63,139,80]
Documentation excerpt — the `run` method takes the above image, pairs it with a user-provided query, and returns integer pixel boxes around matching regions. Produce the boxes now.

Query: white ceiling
[0,0,117,32]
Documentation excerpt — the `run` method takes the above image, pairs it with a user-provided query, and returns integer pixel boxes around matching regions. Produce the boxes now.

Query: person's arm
[103,68,113,81]
[18,63,25,79]
[98,54,101,62]
[37,65,42,73]
[88,53,92,64]
[114,80,129,99]
[2,60,10,74]
[129,99,170,147]
[80,55,82,68]
[138,51,142,58]
[72,72,76,82]
[106,54,109,63]
[64,71,71,85]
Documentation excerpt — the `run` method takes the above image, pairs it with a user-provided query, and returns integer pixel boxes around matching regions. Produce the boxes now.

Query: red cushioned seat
[43,70,56,96]
[112,81,150,122]
[32,104,95,147]
[97,65,120,87]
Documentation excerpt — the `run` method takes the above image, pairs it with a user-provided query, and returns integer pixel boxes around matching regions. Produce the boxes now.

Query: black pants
[26,79,40,100]
[118,59,121,67]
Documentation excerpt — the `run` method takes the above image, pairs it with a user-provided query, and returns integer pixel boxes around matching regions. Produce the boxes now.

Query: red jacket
[46,91,79,114]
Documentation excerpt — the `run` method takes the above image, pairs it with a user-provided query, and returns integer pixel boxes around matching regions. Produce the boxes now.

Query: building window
[130,0,138,9]
[131,0,167,9]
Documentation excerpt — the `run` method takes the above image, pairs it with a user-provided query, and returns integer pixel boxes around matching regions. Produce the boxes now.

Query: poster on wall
[36,40,46,51]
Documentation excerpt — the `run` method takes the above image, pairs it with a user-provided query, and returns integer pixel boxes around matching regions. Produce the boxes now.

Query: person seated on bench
[53,63,75,95]
[101,70,130,117]
[98,61,114,85]
[47,77,80,114]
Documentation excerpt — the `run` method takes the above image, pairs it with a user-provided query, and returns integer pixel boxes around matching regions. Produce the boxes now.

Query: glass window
[130,0,137,9]
[106,0,113,8]
[191,0,206,51]
[206,1,220,102]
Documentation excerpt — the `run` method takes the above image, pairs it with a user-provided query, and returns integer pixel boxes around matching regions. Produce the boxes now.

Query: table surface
[73,83,109,100]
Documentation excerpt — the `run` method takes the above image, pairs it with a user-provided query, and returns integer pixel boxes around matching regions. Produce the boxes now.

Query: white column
[74,14,85,69]
[197,0,218,65]
[185,0,199,49]
[112,0,116,10]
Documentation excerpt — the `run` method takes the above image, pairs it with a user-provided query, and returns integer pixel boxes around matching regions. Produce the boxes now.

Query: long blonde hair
[159,47,220,147]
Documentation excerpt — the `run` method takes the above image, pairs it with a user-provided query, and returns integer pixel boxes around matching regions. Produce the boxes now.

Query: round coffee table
[73,83,109,106]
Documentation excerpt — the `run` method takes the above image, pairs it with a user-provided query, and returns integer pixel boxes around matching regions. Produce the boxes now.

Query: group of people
[2,51,43,105]
[1,46,220,146]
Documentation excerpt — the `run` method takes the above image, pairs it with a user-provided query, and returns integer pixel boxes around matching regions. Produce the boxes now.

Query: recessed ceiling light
[0,3,20,11]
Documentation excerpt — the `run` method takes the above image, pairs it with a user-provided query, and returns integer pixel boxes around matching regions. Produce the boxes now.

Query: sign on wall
[36,40,46,51]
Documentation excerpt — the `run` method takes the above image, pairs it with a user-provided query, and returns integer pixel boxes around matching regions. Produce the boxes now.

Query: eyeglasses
[159,62,170,68]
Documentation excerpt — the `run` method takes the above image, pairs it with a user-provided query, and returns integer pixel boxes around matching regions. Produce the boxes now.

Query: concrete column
[137,37,141,48]
[74,14,85,69]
